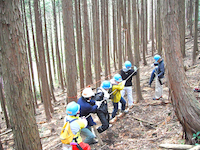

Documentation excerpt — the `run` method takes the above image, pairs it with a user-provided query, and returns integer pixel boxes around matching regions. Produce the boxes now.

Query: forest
[1,0,200,149]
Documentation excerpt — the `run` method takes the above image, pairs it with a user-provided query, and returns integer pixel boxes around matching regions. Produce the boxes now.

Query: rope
[66,69,121,99]
[108,67,139,96]
[67,67,139,99]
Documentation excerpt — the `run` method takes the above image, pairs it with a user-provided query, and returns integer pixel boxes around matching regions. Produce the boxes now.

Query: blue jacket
[149,59,165,85]
[77,97,97,127]
[156,60,165,78]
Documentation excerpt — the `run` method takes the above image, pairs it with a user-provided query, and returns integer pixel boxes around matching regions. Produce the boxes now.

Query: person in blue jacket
[77,87,98,145]
[149,54,165,100]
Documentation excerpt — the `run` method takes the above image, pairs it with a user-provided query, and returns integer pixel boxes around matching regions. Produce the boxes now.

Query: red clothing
[72,142,90,150]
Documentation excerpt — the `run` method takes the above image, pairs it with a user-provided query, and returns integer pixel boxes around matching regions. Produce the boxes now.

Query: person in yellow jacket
[110,74,128,119]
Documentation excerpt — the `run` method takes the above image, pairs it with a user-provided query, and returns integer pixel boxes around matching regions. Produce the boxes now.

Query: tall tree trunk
[121,0,127,61]
[133,0,143,103]
[96,0,101,86]
[178,0,186,58]
[62,0,77,102]
[141,0,147,65]
[105,0,111,79]
[50,20,56,80]
[113,0,117,70]
[192,0,198,65]
[118,0,122,70]
[127,0,134,63]
[58,2,66,87]
[92,0,101,88]
[102,0,108,79]
[83,0,93,86]
[22,0,38,109]
[28,0,43,103]
[43,0,56,102]
[0,1,42,149]
[52,0,64,90]
[34,0,53,121]
[101,0,105,67]
[157,0,162,55]
[154,0,157,50]
[145,0,148,54]
[189,0,193,36]
[151,0,155,56]
[162,0,200,144]
[75,0,84,89]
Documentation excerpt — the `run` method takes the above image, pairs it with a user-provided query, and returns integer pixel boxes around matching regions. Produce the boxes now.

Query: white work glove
[134,66,137,71]
[95,101,101,109]
[121,80,126,86]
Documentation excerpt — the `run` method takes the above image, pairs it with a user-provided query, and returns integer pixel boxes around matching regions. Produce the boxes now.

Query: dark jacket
[120,68,137,87]
[77,97,97,127]
[149,59,165,85]
[156,60,165,78]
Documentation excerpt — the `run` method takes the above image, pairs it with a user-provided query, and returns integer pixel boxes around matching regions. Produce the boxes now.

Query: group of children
[62,55,165,150]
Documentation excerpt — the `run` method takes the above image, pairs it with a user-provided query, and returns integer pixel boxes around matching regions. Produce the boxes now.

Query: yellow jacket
[111,82,124,103]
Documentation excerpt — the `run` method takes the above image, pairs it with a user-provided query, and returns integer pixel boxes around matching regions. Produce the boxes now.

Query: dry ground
[1,35,200,150]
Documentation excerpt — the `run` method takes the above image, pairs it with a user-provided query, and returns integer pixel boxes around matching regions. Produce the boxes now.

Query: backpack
[60,119,77,144]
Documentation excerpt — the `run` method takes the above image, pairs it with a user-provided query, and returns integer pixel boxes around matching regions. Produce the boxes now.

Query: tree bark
[23,0,38,109]
[96,0,101,86]
[34,0,53,120]
[151,0,155,56]
[28,0,43,103]
[75,0,85,90]
[62,0,78,102]
[162,0,200,144]
[133,0,143,103]
[127,0,134,63]
[0,0,42,149]
[178,0,186,58]
[43,0,56,102]
[192,0,198,65]
[52,0,64,90]
[92,0,101,88]
[113,0,117,70]
[83,0,93,86]
[141,0,147,65]
[157,0,162,55]
[189,0,193,36]
[118,0,122,70]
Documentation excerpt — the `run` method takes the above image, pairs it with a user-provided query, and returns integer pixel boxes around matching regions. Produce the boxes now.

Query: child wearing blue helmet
[149,55,165,100]
[92,80,111,133]
[109,74,127,122]
[120,61,137,108]
[63,101,91,150]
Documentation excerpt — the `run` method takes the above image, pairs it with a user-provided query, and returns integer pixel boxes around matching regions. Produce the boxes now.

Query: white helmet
[82,88,95,98]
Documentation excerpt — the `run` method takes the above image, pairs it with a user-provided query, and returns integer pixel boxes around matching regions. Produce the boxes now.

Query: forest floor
[1,35,200,150]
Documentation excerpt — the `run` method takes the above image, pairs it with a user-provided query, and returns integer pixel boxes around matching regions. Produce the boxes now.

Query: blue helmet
[66,101,80,116]
[114,74,122,82]
[101,80,111,90]
[125,61,132,69]
[154,54,161,62]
